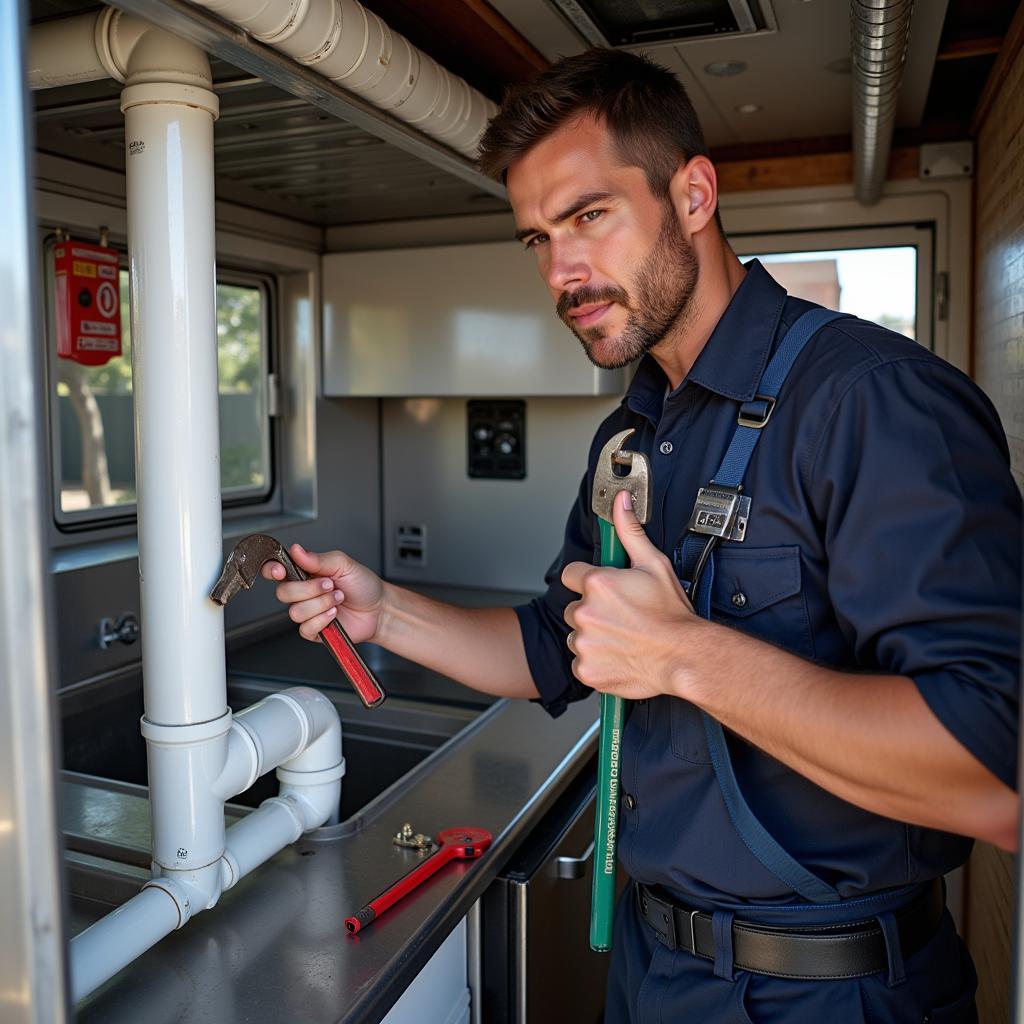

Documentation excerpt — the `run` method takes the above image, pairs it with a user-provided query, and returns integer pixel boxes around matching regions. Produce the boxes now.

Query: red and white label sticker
[96,280,118,319]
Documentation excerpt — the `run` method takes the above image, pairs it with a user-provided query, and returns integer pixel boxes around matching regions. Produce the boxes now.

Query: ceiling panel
[30,58,510,227]
[496,0,953,149]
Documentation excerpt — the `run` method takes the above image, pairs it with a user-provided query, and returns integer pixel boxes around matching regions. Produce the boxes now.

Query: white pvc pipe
[29,5,497,158]
[27,13,111,88]
[221,798,304,886]
[143,714,232,877]
[69,884,181,1003]
[122,73,223,728]
[28,13,354,1002]
[186,0,498,156]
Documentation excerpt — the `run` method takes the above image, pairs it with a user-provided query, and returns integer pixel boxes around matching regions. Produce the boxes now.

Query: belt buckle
[641,888,678,949]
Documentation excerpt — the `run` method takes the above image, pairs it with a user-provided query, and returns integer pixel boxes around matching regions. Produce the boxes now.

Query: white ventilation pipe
[187,0,498,155]
[29,2,499,159]
[851,0,915,205]
[29,13,346,1002]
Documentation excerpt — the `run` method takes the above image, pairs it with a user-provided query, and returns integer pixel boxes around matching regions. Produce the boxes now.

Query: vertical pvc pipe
[121,81,224,728]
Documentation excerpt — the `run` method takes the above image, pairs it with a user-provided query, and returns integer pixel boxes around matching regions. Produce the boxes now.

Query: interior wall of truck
[2,1,1022,1022]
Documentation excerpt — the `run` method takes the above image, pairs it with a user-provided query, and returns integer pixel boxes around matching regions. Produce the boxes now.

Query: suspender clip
[737,394,776,429]
[687,484,751,542]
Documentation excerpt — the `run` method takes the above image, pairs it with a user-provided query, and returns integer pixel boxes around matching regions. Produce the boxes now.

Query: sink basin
[60,671,484,824]
[58,643,495,934]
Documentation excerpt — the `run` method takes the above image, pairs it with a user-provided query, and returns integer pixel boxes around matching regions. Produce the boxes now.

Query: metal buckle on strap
[686,909,700,956]
[737,394,776,429]
[687,484,751,542]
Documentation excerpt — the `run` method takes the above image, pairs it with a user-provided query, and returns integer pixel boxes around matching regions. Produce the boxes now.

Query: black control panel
[467,400,526,479]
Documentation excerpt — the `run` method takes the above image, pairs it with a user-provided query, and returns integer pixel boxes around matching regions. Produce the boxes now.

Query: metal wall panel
[382,396,620,593]
[0,2,69,1017]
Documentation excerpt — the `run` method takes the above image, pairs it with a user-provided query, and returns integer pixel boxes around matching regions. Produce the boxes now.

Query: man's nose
[544,241,591,294]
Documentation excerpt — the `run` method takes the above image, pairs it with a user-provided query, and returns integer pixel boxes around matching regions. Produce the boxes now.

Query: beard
[556,210,699,370]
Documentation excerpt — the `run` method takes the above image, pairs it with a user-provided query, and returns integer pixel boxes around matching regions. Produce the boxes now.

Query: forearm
[378,582,540,700]
[675,620,1019,850]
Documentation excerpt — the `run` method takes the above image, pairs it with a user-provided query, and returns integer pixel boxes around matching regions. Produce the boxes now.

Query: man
[267,50,1019,1022]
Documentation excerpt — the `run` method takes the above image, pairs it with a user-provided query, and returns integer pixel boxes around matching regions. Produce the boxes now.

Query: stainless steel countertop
[70,630,599,1024]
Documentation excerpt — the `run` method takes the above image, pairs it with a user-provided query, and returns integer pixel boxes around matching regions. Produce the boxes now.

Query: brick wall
[967,6,1024,1022]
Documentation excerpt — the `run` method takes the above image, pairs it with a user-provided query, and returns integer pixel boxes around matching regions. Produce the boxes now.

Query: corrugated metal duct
[851,0,915,205]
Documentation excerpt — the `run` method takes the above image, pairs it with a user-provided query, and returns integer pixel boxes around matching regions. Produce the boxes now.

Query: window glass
[754,246,918,341]
[55,267,270,517]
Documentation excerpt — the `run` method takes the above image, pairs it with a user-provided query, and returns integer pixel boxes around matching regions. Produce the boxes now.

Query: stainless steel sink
[58,641,495,935]
[60,672,483,823]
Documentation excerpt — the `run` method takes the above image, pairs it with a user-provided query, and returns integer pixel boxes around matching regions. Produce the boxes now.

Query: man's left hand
[561,490,702,698]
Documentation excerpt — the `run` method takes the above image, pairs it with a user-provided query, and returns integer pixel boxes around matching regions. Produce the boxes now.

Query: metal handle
[555,839,595,880]
[97,612,140,649]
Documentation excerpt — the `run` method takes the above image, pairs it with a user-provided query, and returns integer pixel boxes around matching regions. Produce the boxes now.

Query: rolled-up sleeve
[514,471,598,718]
[809,356,1021,789]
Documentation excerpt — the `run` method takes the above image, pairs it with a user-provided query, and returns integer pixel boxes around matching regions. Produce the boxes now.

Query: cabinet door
[518,793,625,1024]
[323,242,628,397]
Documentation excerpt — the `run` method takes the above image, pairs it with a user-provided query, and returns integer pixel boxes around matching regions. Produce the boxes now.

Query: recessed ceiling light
[704,60,748,77]
[735,103,762,114]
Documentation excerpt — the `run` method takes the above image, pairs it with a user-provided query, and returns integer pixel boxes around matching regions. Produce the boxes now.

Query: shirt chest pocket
[670,544,811,765]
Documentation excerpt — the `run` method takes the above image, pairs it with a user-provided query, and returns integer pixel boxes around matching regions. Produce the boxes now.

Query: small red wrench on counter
[211,533,386,709]
[345,826,492,934]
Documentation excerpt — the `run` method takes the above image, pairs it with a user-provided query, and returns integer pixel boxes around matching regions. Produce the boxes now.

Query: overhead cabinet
[323,241,629,396]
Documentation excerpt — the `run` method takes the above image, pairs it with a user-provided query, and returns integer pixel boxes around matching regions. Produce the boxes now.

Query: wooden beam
[453,0,548,72]
[936,35,1003,61]
[716,146,919,193]
[972,0,1024,133]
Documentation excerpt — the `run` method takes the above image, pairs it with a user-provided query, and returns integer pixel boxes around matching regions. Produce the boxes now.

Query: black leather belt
[635,878,945,980]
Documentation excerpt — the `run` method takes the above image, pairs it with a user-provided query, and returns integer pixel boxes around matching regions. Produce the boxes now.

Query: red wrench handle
[274,548,385,710]
[320,618,386,709]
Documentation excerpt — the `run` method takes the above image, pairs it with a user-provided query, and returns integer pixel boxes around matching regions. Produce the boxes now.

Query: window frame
[731,224,935,351]
[42,232,279,533]
[718,178,972,372]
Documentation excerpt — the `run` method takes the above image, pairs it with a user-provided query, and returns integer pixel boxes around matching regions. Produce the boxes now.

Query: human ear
[669,155,718,232]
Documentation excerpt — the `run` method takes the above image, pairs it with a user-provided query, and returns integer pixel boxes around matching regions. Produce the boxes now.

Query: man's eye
[580,209,604,224]
[524,234,548,250]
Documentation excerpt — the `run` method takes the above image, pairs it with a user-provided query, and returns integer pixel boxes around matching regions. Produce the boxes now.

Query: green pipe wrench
[588,428,651,952]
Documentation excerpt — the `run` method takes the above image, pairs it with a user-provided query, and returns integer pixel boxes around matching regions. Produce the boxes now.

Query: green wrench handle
[590,516,628,951]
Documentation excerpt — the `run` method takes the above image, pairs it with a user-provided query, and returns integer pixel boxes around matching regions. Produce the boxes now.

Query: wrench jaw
[592,428,652,525]
[209,535,297,606]
[209,567,248,606]
[210,533,388,711]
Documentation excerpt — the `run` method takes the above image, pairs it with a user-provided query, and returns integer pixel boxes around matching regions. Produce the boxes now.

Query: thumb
[289,542,336,578]
[611,489,658,566]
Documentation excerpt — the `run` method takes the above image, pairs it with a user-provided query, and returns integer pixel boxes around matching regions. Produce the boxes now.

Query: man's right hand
[260,543,385,645]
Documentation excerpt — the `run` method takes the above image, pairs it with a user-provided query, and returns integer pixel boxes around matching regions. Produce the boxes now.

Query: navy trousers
[604,886,978,1023]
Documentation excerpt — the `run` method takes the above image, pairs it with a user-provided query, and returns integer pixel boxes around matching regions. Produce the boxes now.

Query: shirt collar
[625,259,787,417]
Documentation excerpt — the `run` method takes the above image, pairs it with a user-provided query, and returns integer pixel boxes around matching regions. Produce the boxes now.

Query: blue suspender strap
[685,307,850,904]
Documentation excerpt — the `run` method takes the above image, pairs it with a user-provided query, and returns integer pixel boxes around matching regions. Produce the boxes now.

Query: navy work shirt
[515,260,1021,908]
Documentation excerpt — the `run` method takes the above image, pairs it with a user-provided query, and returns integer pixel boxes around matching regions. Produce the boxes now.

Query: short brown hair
[477,48,711,201]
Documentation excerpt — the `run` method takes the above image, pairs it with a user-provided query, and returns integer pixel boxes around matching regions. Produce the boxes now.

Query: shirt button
[731,592,747,608]
[625,794,636,810]
[659,441,673,455]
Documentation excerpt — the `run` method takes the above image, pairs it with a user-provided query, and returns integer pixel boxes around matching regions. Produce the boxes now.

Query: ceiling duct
[851,0,915,205]
[29,0,500,160]
[547,0,768,48]
[185,0,499,157]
